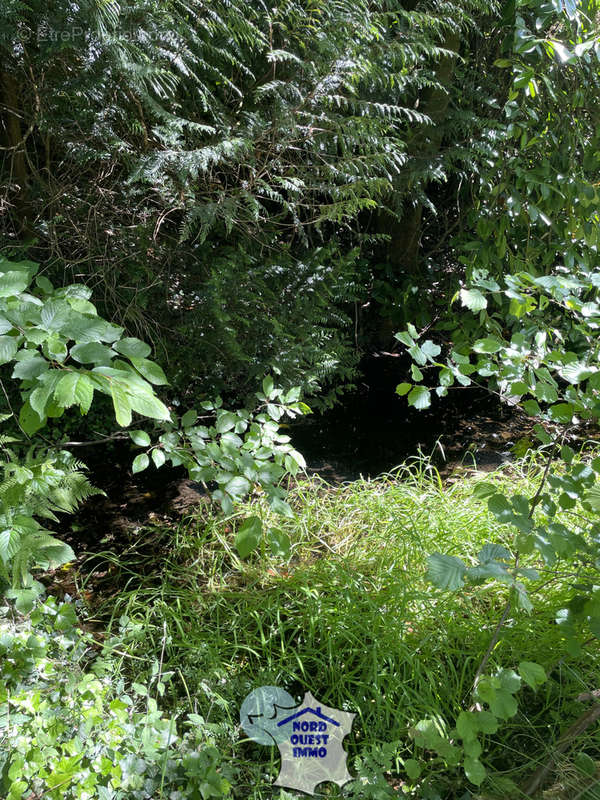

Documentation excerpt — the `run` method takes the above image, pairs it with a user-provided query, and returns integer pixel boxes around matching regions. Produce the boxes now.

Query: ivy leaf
[235,516,262,559]
[426,553,467,590]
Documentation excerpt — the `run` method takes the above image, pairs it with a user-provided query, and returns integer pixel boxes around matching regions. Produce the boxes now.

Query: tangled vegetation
[1,0,600,797]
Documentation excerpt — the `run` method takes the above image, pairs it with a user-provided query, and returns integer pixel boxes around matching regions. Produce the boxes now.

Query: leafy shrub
[0,254,308,609]
[0,597,233,800]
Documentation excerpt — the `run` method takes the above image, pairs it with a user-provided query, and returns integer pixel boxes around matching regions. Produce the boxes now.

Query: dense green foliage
[1,0,600,797]
[0,256,308,609]
[4,466,595,799]
[1,0,510,402]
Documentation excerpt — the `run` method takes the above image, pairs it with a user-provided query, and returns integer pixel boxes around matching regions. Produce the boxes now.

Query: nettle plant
[396,264,600,789]
[0,256,307,611]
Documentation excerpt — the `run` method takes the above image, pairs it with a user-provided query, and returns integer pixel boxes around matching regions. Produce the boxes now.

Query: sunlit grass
[82,455,600,797]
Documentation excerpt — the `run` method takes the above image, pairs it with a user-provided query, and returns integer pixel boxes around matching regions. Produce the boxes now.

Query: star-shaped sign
[240,687,355,795]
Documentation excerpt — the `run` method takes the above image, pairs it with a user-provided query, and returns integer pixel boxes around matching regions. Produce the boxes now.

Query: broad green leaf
[498,668,521,693]
[463,739,482,759]
[404,759,421,780]
[0,335,18,365]
[19,400,46,435]
[421,340,441,358]
[487,493,513,521]
[522,399,541,416]
[548,403,575,423]
[70,342,115,364]
[40,301,70,332]
[476,682,518,720]
[464,757,486,786]
[152,449,166,468]
[0,529,20,563]
[225,475,251,500]
[129,430,151,446]
[74,375,94,414]
[518,661,546,690]
[456,711,479,742]
[478,543,511,563]
[473,482,497,500]
[475,711,498,734]
[396,382,411,396]
[54,372,80,408]
[181,409,198,428]
[114,337,152,359]
[130,357,168,385]
[559,362,596,385]
[473,337,502,353]
[262,375,275,398]
[12,356,48,381]
[269,496,295,518]
[426,553,467,590]
[132,453,149,473]
[267,527,291,559]
[235,516,262,559]
[534,382,558,403]
[407,385,431,410]
[0,271,29,297]
[460,288,487,312]
[395,331,414,347]
[216,411,237,433]
[129,392,171,421]
[111,383,132,427]
[574,752,597,777]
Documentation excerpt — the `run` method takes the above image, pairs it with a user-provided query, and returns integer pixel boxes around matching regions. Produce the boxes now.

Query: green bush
[0,597,232,800]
